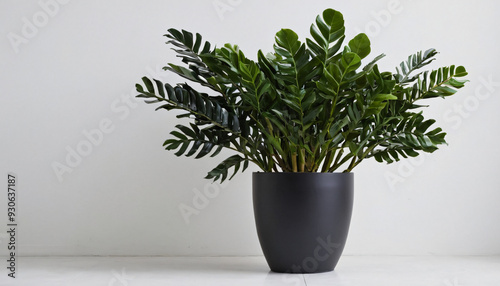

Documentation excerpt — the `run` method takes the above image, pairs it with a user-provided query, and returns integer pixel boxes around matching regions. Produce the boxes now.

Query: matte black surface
[253,172,354,273]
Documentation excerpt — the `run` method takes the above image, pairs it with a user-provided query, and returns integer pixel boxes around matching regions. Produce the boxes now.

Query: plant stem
[272,164,279,172]
[321,150,334,172]
[347,156,357,172]
[272,154,288,171]
[330,151,353,172]
[292,153,298,172]
[344,158,363,173]
[299,149,305,172]
[331,148,344,171]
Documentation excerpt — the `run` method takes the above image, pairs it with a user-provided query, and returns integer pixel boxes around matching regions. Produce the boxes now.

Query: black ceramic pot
[253,172,354,273]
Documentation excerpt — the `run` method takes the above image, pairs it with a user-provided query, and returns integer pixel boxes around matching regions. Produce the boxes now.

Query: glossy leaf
[348,33,370,59]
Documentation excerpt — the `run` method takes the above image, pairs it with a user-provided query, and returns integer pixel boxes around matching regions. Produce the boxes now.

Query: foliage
[136,8,468,182]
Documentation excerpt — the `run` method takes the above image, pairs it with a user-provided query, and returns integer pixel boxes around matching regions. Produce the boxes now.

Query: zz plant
[136,8,467,183]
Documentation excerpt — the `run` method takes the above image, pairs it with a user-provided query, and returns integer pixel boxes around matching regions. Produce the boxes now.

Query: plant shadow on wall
[135,9,468,182]
[135,8,468,274]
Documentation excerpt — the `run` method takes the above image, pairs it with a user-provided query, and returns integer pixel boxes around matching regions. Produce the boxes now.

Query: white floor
[1,256,499,285]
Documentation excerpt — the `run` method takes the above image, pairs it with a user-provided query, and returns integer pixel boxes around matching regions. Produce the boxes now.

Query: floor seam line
[302,273,308,286]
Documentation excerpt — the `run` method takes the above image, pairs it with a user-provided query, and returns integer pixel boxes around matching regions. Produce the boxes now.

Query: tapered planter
[253,172,354,273]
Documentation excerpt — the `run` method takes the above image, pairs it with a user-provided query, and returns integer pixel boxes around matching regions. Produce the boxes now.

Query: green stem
[344,158,362,173]
[330,148,344,171]
[321,149,334,172]
[292,153,298,172]
[346,156,357,172]
[329,150,353,172]
[299,149,305,172]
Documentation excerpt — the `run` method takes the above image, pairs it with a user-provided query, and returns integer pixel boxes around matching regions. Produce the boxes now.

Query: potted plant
[136,8,468,273]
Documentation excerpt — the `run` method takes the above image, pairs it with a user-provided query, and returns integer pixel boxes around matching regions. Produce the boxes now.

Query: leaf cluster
[136,9,468,182]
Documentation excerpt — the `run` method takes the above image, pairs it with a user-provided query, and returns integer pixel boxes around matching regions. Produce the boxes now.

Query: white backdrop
[1,0,499,256]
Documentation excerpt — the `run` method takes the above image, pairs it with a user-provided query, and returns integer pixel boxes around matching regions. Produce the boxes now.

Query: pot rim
[252,171,353,175]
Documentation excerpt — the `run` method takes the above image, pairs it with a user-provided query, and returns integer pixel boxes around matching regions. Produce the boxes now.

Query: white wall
[1,0,499,256]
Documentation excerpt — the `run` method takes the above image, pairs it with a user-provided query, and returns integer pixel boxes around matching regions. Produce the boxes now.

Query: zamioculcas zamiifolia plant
[136,8,467,183]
